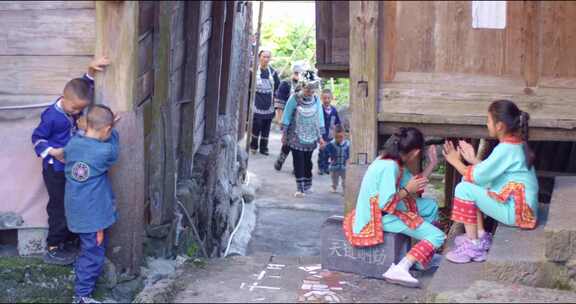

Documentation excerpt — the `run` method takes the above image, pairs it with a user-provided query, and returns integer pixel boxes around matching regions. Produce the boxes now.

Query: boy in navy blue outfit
[325,125,350,193]
[317,89,341,175]
[64,105,119,304]
[31,57,110,265]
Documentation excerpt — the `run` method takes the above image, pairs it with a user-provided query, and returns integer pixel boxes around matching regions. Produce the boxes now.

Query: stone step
[320,215,410,279]
[481,204,568,289]
[426,232,484,302]
[434,280,576,303]
[544,176,576,263]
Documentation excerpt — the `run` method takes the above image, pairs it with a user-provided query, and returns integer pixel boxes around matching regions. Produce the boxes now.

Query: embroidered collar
[500,135,523,144]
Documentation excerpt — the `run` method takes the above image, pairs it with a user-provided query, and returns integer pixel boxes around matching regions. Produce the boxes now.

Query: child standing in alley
[317,89,341,175]
[64,105,119,304]
[31,57,110,265]
[325,125,350,193]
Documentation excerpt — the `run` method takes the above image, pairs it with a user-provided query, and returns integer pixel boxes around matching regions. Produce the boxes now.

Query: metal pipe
[0,102,52,111]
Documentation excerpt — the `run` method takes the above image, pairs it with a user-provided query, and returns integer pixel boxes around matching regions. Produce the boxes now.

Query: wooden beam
[379,122,576,142]
[95,1,144,276]
[522,1,540,87]
[380,1,396,82]
[345,1,380,213]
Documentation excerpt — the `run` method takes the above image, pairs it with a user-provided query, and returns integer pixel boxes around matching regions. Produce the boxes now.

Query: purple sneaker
[454,232,493,251]
[446,239,487,264]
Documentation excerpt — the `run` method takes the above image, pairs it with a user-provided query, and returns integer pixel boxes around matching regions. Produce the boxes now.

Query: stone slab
[426,233,483,300]
[434,280,576,303]
[17,228,47,256]
[546,176,576,262]
[482,205,562,288]
[320,215,410,279]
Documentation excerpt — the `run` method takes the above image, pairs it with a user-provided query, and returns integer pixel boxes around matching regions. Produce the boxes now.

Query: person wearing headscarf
[250,49,281,155]
[281,70,325,197]
[274,61,306,171]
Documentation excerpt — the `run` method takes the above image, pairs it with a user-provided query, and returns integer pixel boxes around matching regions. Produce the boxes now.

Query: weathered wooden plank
[138,30,154,77]
[379,122,576,142]
[139,1,157,35]
[315,1,332,66]
[379,1,397,81]
[95,1,143,276]
[136,70,154,106]
[540,1,576,78]
[378,84,576,129]
[0,94,59,107]
[395,1,435,73]
[345,1,380,213]
[521,1,541,86]
[0,1,94,10]
[0,56,91,95]
[0,9,95,56]
[204,1,226,142]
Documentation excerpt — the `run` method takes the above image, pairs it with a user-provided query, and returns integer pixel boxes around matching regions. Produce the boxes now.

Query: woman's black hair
[381,127,424,164]
[488,99,534,168]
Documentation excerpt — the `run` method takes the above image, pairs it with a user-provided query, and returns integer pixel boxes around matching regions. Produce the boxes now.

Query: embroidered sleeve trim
[464,165,475,183]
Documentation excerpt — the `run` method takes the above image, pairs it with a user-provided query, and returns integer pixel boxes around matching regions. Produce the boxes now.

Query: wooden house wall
[315,1,349,78]
[377,1,576,141]
[0,1,95,106]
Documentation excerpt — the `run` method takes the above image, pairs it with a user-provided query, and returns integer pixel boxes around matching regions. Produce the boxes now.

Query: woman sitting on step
[343,127,446,288]
[442,99,539,264]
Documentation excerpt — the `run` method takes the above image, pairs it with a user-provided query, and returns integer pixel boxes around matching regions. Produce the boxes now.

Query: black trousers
[42,165,76,247]
[292,149,313,192]
[281,143,291,155]
[250,117,272,153]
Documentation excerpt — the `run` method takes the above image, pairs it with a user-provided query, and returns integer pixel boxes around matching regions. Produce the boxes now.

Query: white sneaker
[294,191,305,198]
[382,263,420,288]
[330,186,337,193]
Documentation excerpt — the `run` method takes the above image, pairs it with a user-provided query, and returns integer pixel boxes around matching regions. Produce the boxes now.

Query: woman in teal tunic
[442,100,539,264]
[343,127,446,288]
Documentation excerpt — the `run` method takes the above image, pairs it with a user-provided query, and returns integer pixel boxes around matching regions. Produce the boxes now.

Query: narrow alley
[163,130,435,303]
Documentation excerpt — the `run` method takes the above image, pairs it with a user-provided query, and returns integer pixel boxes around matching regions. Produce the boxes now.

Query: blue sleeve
[82,73,95,87]
[282,95,297,129]
[276,81,291,102]
[378,162,400,210]
[465,144,512,187]
[317,98,325,134]
[326,143,335,159]
[105,129,120,167]
[273,70,281,94]
[31,109,53,156]
[334,107,341,126]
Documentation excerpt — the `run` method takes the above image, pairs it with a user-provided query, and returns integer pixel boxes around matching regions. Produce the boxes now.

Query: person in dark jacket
[250,49,281,155]
[31,56,110,265]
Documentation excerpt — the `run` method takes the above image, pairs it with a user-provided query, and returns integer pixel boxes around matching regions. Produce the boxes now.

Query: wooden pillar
[522,1,540,87]
[95,2,144,276]
[344,1,380,214]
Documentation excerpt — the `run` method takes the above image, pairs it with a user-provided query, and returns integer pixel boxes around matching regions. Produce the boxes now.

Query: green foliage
[260,19,350,106]
[186,243,199,258]
[322,78,350,107]
[261,20,316,79]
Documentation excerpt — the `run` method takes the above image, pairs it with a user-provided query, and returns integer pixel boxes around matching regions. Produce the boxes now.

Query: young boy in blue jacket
[318,89,341,175]
[64,105,119,304]
[31,57,110,265]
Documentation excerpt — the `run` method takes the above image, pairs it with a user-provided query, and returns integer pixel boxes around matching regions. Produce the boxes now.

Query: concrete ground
[168,128,435,303]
